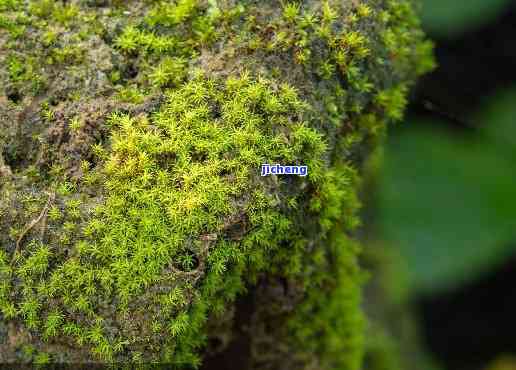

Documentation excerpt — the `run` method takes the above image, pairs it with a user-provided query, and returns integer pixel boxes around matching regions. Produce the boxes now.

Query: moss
[149,57,188,88]
[70,75,329,363]
[0,0,434,367]
[375,84,409,121]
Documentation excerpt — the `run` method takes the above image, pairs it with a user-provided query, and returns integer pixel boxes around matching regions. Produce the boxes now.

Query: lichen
[0,0,434,368]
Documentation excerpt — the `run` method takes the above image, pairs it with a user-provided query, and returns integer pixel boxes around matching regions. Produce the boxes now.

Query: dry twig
[11,191,56,265]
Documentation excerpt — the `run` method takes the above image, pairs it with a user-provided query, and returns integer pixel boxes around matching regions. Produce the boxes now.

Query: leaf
[378,89,516,294]
[420,0,511,38]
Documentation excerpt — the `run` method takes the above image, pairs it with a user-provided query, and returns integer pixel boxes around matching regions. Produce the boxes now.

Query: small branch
[11,191,55,265]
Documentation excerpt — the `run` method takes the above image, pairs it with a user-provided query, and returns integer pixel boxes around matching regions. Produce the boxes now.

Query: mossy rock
[0,0,433,368]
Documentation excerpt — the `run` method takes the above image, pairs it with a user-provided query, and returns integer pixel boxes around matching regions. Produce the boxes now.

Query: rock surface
[0,0,433,367]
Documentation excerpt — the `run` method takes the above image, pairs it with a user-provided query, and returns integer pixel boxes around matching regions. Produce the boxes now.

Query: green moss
[77,75,329,362]
[27,0,54,19]
[0,0,21,10]
[145,0,199,27]
[51,3,79,26]
[149,57,187,88]
[115,86,146,104]
[0,13,24,37]
[375,84,409,121]
[33,351,51,365]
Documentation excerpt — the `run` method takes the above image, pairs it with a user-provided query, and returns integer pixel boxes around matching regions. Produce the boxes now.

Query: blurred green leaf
[485,355,516,370]
[378,89,516,294]
[420,0,511,38]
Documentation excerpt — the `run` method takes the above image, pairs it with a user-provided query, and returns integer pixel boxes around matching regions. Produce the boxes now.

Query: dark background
[394,2,516,369]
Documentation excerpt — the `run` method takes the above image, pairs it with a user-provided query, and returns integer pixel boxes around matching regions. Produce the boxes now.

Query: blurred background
[363,1,516,369]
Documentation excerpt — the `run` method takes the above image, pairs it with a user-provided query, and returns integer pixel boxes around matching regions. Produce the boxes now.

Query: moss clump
[0,0,434,368]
